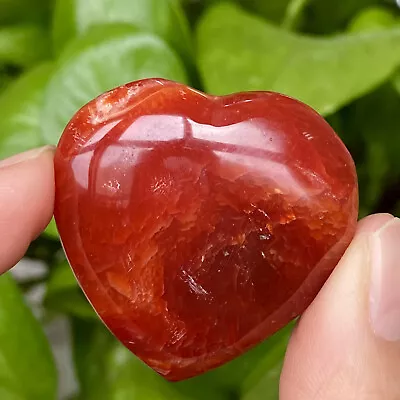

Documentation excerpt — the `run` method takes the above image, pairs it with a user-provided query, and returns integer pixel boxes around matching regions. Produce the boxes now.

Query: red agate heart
[54,78,358,381]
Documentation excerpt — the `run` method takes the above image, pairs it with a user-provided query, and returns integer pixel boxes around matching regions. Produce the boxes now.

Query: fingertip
[0,146,55,273]
[357,213,395,235]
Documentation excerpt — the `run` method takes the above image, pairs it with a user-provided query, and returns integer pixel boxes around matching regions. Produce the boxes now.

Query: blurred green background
[0,0,399,399]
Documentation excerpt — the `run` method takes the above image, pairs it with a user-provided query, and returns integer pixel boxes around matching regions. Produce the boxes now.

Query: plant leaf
[43,218,60,240]
[0,25,51,68]
[45,262,96,319]
[72,320,225,400]
[0,67,13,93]
[0,273,57,400]
[41,24,188,145]
[187,323,293,394]
[241,361,282,400]
[239,0,290,23]
[72,319,114,400]
[305,0,378,34]
[394,72,400,95]
[0,63,51,160]
[45,290,97,319]
[347,84,400,214]
[197,2,400,116]
[348,6,398,33]
[0,0,51,24]
[46,261,78,295]
[240,324,292,400]
[52,0,192,60]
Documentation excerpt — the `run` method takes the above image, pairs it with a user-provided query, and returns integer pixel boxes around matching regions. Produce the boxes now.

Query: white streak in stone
[181,270,209,296]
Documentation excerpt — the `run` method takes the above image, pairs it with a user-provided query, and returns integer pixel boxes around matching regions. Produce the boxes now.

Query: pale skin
[1,146,400,399]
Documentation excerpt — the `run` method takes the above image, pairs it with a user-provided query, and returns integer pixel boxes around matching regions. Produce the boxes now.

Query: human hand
[0,147,399,399]
[280,213,400,399]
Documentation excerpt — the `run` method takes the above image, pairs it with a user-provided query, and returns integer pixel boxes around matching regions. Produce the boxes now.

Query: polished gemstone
[54,78,358,381]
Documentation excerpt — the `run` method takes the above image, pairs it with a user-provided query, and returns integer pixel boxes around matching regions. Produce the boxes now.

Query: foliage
[0,0,399,399]
[0,274,57,400]
[197,2,400,115]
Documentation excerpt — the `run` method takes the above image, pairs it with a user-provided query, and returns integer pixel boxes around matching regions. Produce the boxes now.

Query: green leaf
[46,261,78,295]
[52,0,192,61]
[239,0,290,24]
[43,218,60,240]
[363,141,389,213]
[240,0,309,29]
[0,273,57,399]
[0,25,51,68]
[46,290,96,319]
[73,318,291,399]
[0,63,51,160]
[72,320,225,400]
[41,24,188,145]
[241,322,295,399]
[45,262,96,319]
[348,84,400,213]
[240,324,292,399]
[348,6,398,33]
[305,0,378,34]
[72,319,114,400]
[0,0,51,24]
[394,72,400,95]
[241,361,281,400]
[106,348,192,400]
[346,7,400,145]
[197,2,400,116]
[188,323,293,393]
[0,67,13,93]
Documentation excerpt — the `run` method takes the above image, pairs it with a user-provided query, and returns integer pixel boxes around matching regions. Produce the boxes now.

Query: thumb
[280,214,400,400]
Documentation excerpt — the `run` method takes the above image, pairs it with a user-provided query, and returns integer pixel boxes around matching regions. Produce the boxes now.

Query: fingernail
[0,146,55,169]
[370,217,400,341]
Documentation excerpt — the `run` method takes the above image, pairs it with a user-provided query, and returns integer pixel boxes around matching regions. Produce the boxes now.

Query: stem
[282,0,310,31]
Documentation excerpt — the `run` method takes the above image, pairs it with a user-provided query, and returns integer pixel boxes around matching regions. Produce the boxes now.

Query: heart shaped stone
[54,78,358,381]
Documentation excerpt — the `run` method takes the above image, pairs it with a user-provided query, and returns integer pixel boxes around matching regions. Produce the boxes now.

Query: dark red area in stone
[54,78,358,381]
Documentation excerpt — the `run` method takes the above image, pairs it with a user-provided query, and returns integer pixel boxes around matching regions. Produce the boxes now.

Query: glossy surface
[54,78,358,381]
